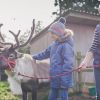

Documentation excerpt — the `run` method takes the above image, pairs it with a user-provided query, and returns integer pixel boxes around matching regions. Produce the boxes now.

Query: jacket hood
[57,29,74,43]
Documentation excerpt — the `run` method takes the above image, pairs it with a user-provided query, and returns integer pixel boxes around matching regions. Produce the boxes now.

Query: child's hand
[33,58,36,63]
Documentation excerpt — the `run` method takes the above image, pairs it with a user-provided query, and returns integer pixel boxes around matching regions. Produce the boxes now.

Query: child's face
[48,32,60,41]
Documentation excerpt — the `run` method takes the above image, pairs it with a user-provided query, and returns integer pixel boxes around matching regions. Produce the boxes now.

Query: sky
[0,0,57,42]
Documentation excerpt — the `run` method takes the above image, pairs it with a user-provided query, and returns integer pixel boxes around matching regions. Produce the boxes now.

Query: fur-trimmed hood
[57,28,74,43]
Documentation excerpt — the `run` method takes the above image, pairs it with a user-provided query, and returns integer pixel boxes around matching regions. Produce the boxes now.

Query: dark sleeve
[89,24,100,53]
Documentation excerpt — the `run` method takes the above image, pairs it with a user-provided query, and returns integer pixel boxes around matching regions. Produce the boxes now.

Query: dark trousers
[94,68,100,100]
[21,80,37,100]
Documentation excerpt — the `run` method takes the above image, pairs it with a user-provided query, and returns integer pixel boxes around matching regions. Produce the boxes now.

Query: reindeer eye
[9,54,14,57]
[9,54,16,59]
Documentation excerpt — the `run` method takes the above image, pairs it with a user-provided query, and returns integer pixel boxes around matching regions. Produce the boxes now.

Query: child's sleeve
[32,45,51,60]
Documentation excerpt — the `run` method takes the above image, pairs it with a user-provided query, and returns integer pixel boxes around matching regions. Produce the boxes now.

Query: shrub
[0,81,20,100]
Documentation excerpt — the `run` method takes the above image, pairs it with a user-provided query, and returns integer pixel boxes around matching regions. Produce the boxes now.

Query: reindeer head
[0,19,35,71]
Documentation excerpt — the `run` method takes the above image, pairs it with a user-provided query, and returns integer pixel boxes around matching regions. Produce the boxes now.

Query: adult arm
[80,24,100,68]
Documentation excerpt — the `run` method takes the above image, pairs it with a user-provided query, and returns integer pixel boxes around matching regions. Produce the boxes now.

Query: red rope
[2,55,100,80]
[18,64,100,80]
[18,66,83,79]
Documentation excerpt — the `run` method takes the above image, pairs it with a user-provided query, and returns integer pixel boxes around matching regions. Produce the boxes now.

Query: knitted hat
[48,17,66,37]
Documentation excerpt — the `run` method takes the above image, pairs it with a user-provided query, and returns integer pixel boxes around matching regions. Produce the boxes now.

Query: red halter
[0,56,16,71]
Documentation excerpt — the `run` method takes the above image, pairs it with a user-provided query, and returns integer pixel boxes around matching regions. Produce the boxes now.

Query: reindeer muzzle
[0,56,16,71]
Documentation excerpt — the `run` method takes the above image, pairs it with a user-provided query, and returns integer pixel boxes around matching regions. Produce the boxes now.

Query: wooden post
[27,93,32,100]
[76,52,83,92]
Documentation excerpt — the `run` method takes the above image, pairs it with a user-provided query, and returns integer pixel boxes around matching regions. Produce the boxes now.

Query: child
[33,17,74,100]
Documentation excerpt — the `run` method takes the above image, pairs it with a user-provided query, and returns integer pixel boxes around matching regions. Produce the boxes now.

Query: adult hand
[78,61,87,71]
[78,51,93,71]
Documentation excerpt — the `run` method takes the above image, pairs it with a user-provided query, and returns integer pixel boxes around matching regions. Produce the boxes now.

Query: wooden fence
[75,52,95,92]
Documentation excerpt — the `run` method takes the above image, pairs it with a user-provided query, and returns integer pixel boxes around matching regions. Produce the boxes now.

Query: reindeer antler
[0,24,13,47]
[0,19,35,49]
[9,30,21,48]
[9,19,35,49]
[0,24,4,42]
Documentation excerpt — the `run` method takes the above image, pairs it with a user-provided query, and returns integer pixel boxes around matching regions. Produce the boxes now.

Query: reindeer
[0,20,38,100]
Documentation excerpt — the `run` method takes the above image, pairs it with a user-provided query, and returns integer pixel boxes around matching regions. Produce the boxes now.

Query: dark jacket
[92,24,100,66]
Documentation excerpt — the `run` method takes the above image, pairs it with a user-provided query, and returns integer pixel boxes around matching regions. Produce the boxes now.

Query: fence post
[76,52,83,92]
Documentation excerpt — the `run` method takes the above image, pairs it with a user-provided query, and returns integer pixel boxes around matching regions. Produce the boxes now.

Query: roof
[64,9,100,26]
[30,9,100,44]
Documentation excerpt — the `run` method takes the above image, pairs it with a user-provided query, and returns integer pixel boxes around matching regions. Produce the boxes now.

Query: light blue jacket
[33,37,74,88]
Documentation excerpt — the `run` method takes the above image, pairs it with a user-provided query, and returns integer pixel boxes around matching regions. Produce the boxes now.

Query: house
[30,10,100,56]
[30,10,100,88]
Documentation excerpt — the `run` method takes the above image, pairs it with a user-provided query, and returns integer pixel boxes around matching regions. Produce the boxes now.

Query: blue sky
[0,0,57,42]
